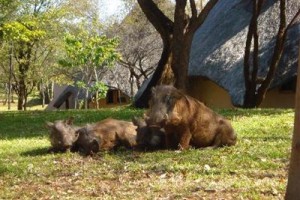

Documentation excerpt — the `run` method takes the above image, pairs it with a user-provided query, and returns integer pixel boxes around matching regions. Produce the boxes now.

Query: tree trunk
[243,0,299,108]
[171,0,189,91]
[171,34,194,91]
[41,82,45,108]
[136,0,219,107]
[16,42,32,111]
[255,0,287,106]
[243,0,264,108]
[84,89,89,109]
[8,43,13,110]
[17,79,26,110]
[129,75,134,99]
[75,91,79,109]
[49,81,54,101]
[24,94,28,111]
[4,83,8,106]
[95,87,99,109]
[285,44,300,200]
[93,68,99,109]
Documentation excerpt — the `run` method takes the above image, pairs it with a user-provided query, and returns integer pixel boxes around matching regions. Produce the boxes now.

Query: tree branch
[174,0,188,37]
[189,0,197,20]
[251,0,264,84]
[137,0,174,42]
[285,8,300,34]
[256,0,287,104]
[189,0,219,33]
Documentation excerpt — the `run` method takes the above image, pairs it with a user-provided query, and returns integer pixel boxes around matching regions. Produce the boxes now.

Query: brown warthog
[73,118,138,155]
[145,85,237,150]
[132,117,165,151]
[46,117,79,152]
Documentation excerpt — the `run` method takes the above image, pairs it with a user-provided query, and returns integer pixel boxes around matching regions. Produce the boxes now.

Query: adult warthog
[145,85,237,150]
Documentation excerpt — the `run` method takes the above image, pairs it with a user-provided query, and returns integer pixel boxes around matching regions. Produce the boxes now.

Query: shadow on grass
[242,136,291,142]
[21,147,51,157]
[0,107,144,140]
[216,108,293,119]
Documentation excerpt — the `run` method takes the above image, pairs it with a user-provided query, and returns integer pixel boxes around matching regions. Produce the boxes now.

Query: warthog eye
[165,95,172,105]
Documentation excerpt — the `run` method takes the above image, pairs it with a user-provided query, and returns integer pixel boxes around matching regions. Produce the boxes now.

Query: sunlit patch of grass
[0,108,294,199]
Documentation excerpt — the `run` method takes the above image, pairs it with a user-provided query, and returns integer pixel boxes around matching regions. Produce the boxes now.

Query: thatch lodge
[187,0,299,108]
[135,0,300,109]
[46,84,130,110]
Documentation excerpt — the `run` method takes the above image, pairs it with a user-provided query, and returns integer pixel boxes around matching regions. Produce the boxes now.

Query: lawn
[0,107,294,199]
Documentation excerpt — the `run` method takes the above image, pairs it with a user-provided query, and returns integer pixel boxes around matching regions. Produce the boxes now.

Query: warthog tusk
[164,113,169,120]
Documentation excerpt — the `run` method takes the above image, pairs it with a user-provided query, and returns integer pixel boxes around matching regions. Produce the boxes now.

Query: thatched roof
[52,86,79,108]
[189,0,300,106]
[52,84,129,109]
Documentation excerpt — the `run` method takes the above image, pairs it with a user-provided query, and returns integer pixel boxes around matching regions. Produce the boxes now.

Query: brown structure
[89,88,130,109]
[188,76,296,109]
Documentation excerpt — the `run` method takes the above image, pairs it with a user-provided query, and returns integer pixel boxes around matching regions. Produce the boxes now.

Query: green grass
[0,107,294,199]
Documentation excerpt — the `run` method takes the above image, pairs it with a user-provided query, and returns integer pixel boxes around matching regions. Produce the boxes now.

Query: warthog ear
[132,117,146,127]
[46,122,54,129]
[171,89,183,100]
[65,117,74,125]
[74,131,80,141]
[132,116,138,125]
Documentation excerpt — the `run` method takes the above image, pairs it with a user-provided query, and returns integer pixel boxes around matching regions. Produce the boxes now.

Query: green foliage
[60,31,120,69]
[90,81,108,99]
[75,80,87,89]
[0,0,19,24]
[2,20,46,42]
[0,108,294,199]
[59,26,120,109]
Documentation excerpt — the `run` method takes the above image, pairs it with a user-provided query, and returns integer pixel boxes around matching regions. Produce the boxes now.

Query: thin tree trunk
[24,94,28,111]
[243,0,264,108]
[285,44,300,200]
[17,79,26,110]
[129,75,134,99]
[75,90,79,109]
[255,0,287,106]
[94,68,99,109]
[243,0,299,108]
[84,89,89,109]
[16,42,32,111]
[4,83,8,106]
[8,43,13,110]
[41,81,45,108]
[50,81,54,101]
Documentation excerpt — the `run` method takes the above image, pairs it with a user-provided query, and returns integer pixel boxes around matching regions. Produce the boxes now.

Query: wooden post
[285,44,300,199]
